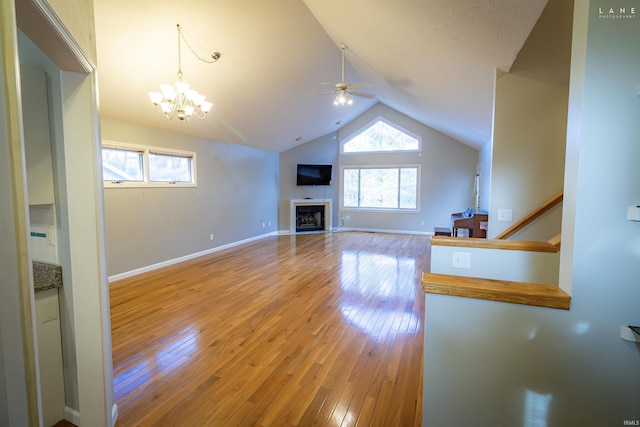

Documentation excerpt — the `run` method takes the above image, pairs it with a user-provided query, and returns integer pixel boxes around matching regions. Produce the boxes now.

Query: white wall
[18,30,85,415]
[101,118,280,277]
[423,1,640,425]
[477,140,492,212]
[430,246,559,285]
[0,4,31,423]
[15,2,114,424]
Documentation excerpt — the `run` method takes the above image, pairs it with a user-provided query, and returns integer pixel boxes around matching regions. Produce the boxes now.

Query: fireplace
[290,199,332,233]
[296,205,325,232]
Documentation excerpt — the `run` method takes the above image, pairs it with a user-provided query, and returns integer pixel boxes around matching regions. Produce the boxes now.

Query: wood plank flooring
[110,231,430,426]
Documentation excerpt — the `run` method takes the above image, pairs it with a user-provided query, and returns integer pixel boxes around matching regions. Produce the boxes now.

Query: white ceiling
[94,0,548,153]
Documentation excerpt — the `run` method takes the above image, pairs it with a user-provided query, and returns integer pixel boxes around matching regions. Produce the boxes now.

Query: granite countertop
[33,261,63,293]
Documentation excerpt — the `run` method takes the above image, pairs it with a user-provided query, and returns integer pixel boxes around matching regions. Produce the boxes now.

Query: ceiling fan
[317,43,374,106]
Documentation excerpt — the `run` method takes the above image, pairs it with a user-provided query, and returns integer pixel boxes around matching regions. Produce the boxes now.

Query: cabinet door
[21,66,55,205]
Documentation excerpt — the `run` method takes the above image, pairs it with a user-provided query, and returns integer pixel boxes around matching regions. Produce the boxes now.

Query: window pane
[343,169,360,207]
[360,169,398,208]
[344,120,420,153]
[149,152,192,182]
[400,168,417,209]
[102,147,143,181]
[342,166,418,211]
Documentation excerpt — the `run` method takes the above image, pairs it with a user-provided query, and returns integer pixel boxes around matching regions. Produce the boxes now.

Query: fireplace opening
[296,205,325,232]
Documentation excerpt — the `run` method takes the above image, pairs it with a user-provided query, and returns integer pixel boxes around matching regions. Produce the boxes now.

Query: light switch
[498,209,512,222]
[452,251,471,269]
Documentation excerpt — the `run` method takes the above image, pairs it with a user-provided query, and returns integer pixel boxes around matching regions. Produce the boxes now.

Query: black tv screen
[296,164,332,186]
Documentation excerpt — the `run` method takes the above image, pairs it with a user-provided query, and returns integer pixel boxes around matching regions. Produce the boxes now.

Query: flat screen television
[296,164,332,186]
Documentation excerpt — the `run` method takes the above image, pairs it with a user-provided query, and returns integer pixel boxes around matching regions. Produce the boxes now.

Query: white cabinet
[21,66,55,205]
[35,288,65,426]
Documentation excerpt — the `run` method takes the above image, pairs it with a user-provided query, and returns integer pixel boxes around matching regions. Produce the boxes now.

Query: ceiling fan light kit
[148,24,219,122]
[330,43,373,107]
[334,89,353,106]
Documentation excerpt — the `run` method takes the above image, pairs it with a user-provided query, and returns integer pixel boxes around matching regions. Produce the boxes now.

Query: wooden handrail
[422,273,571,310]
[547,233,561,248]
[495,192,563,240]
[431,236,560,253]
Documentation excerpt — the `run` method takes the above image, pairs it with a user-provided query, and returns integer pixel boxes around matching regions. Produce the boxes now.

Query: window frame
[341,116,422,155]
[102,141,197,188]
[340,164,421,212]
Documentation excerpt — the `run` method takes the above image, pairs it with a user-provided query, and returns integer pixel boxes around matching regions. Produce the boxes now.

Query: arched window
[342,118,421,154]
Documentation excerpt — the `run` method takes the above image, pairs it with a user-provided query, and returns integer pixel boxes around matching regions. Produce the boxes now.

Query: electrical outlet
[209,234,214,241]
[498,209,512,222]
[452,251,471,269]
[46,225,56,246]
[262,222,265,228]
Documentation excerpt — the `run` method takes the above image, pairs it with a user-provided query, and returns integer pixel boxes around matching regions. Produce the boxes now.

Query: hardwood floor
[110,231,430,426]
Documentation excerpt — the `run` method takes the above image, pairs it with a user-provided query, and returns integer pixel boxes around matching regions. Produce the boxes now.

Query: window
[342,118,421,154]
[102,141,196,187]
[342,166,419,210]
[340,116,421,211]
[102,146,144,182]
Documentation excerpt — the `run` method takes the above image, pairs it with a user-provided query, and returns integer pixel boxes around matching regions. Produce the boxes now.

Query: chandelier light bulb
[175,81,190,94]
[334,90,352,106]
[201,101,213,113]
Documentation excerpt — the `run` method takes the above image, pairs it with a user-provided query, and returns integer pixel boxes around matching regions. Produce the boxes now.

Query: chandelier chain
[178,24,220,65]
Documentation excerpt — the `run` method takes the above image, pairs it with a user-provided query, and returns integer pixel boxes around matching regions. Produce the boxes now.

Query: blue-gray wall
[279,131,340,232]
[280,103,478,234]
[101,119,279,277]
[488,0,571,240]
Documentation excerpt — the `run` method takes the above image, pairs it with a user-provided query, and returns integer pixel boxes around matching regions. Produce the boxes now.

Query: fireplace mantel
[290,199,332,233]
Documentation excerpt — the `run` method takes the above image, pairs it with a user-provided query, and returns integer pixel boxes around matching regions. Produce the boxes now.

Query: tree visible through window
[341,117,420,211]
[343,119,420,153]
[149,151,192,182]
[343,167,418,210]
[102,147,144,182]
[102,142,196,187]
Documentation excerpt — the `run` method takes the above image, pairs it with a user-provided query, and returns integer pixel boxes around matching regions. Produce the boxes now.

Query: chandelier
[148,24,220,122]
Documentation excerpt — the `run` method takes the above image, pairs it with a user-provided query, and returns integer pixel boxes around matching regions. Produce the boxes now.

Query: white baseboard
[64,406,81,426]
[64,403,118,426]
[108,232,278,282]
[335,227,431,236]
[109,229,431,282]
[280,227,431,236]
[112,403,119,427]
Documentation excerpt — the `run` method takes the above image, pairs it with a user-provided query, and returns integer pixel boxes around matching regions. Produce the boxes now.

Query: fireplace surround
[290,199,332,233]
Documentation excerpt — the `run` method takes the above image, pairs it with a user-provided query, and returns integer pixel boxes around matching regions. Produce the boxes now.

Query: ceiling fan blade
[351,91,375,99]
[348,82,370,91]
[309,90,335,97]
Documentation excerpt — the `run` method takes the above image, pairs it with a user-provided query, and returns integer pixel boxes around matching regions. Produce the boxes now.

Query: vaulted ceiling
[94,0,548,153]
